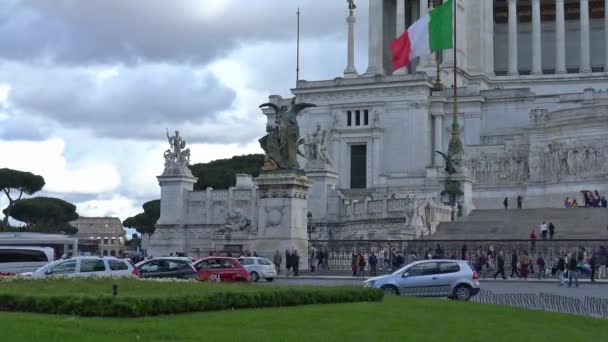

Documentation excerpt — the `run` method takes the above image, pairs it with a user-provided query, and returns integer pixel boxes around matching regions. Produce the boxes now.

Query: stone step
[431,208,608,240]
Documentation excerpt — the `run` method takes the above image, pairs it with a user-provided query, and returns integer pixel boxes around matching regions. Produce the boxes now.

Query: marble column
[507,0,518,76]
[394,0,408,75]
[434,115,443,166]
[580,0,591,73]
[365,0,384,75]
[344,11,358,77]
[605,0,608,71]
[555,0,566,74]
[531,0,542,75]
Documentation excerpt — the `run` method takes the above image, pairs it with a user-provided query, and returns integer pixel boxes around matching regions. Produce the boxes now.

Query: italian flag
[391,0,453,71]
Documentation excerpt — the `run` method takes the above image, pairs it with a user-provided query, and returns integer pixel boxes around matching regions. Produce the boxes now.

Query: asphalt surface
[269,276,608,299]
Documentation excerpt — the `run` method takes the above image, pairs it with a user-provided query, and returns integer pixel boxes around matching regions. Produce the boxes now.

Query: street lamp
[306,212,316,272]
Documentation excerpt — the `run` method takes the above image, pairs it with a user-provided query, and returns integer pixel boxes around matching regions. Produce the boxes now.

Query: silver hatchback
[364,259,480,301]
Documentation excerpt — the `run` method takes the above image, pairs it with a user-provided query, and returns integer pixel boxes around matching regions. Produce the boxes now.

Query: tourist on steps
[529,231,537,252]
[503,197,508,210]
[517,195,523,209]
[548,222,556,239]
[540,221,548,240]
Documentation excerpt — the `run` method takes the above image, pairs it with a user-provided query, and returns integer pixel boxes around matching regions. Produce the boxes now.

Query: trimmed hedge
[0,286,383,317]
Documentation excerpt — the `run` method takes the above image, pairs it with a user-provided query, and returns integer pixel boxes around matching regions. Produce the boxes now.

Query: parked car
[193,257,250,282]
[363,259,480,301]
[30,256,136,278]
[0,246,56,275]
[237,257,277,282]
[135,257,197,279]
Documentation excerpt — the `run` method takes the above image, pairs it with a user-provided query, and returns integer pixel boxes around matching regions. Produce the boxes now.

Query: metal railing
[308,239,608,275]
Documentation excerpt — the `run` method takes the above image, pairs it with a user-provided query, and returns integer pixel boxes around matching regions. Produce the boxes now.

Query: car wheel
[453,285,471,301]
[250,272,260,282]
[381,285,399,296]
[266,278,274,282]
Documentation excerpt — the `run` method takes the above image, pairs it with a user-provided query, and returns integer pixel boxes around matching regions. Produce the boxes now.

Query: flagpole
[447,0,463,160]
[296,7,301,85]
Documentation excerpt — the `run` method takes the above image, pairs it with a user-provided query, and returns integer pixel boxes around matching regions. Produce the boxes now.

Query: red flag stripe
[391,31,412,71]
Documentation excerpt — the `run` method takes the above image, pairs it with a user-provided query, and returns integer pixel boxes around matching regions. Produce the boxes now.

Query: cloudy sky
[0,0,370,223]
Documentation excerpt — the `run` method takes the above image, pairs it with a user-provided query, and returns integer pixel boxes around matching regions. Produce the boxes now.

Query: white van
[0,246,56,275]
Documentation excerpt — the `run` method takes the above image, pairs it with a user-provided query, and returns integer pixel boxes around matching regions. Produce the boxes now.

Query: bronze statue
[347,0,356,11]
[259,102,316,171]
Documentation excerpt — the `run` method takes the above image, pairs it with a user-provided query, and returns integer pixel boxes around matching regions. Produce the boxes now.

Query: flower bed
[0,277,383,317]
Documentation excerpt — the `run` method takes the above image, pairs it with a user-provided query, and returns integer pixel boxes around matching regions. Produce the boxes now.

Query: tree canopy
[6,197,79,234]
[123,199,160,235]
[123,154,264,235]
[189,154,264,190]
[0,168,45,226]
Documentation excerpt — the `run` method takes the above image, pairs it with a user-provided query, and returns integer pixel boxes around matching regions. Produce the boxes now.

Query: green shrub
[0,282,383,317]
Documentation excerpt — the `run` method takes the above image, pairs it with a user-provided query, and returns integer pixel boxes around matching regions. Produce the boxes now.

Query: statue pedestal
[148,164,196,257]
[437,168,475,218]
[253,171,312,270]
[305,165,338,221]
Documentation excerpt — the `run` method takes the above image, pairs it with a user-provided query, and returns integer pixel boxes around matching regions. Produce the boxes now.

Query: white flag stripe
[408,14,431,59]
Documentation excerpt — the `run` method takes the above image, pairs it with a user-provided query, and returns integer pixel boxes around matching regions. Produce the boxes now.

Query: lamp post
[307,211,315,272]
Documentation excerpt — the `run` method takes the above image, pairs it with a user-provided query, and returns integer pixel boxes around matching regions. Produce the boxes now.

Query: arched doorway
[102,250,108,256]
[110,250,116,257]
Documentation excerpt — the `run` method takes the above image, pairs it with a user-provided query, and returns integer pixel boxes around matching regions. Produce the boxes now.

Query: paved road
[270,276,608,299]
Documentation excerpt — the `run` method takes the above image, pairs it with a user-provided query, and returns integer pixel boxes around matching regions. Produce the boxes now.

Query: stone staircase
[430,208,608,240]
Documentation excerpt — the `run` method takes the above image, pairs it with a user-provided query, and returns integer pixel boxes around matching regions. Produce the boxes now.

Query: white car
[30,256,136,278]
[364,259,481,301]
[237,257,277,282]
[0,246,56,275]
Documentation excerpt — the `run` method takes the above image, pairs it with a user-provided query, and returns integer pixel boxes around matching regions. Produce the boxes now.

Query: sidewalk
[276,274,608,284]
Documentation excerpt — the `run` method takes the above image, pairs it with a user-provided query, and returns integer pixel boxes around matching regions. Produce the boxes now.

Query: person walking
[357,252,366,278]
[292,250,300,276]
[536,256,546,279]
[461,244,468,261]
[503,197,509,210]
[273,250,282,275]
[598,246,607,279]
[351,252,358,277]
[285,249,292,276]
[493,251,507,280]
[520,251,530,279]
[510,251,519,278]
[378,249,385,271]
[517,195,523,209]
[548,222,556,240]
[567,252,579,287]
[556,254,566,286]
[369,252,378,276]
[589,252,597,283]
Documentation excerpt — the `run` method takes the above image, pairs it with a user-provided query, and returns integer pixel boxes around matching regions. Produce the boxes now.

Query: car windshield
[258,258,273,266]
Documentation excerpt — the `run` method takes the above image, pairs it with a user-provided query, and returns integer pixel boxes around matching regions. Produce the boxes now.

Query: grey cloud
[4,63,240,142]
[2,0,363,66]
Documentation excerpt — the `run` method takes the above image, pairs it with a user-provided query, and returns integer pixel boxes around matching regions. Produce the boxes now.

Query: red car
[193,257,250,282]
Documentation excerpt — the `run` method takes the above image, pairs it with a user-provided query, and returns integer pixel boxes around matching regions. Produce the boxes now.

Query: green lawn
[1,296,605,342]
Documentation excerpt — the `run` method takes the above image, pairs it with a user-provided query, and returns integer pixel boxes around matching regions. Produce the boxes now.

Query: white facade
[153,1,608,256]
[290,0,608,214]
